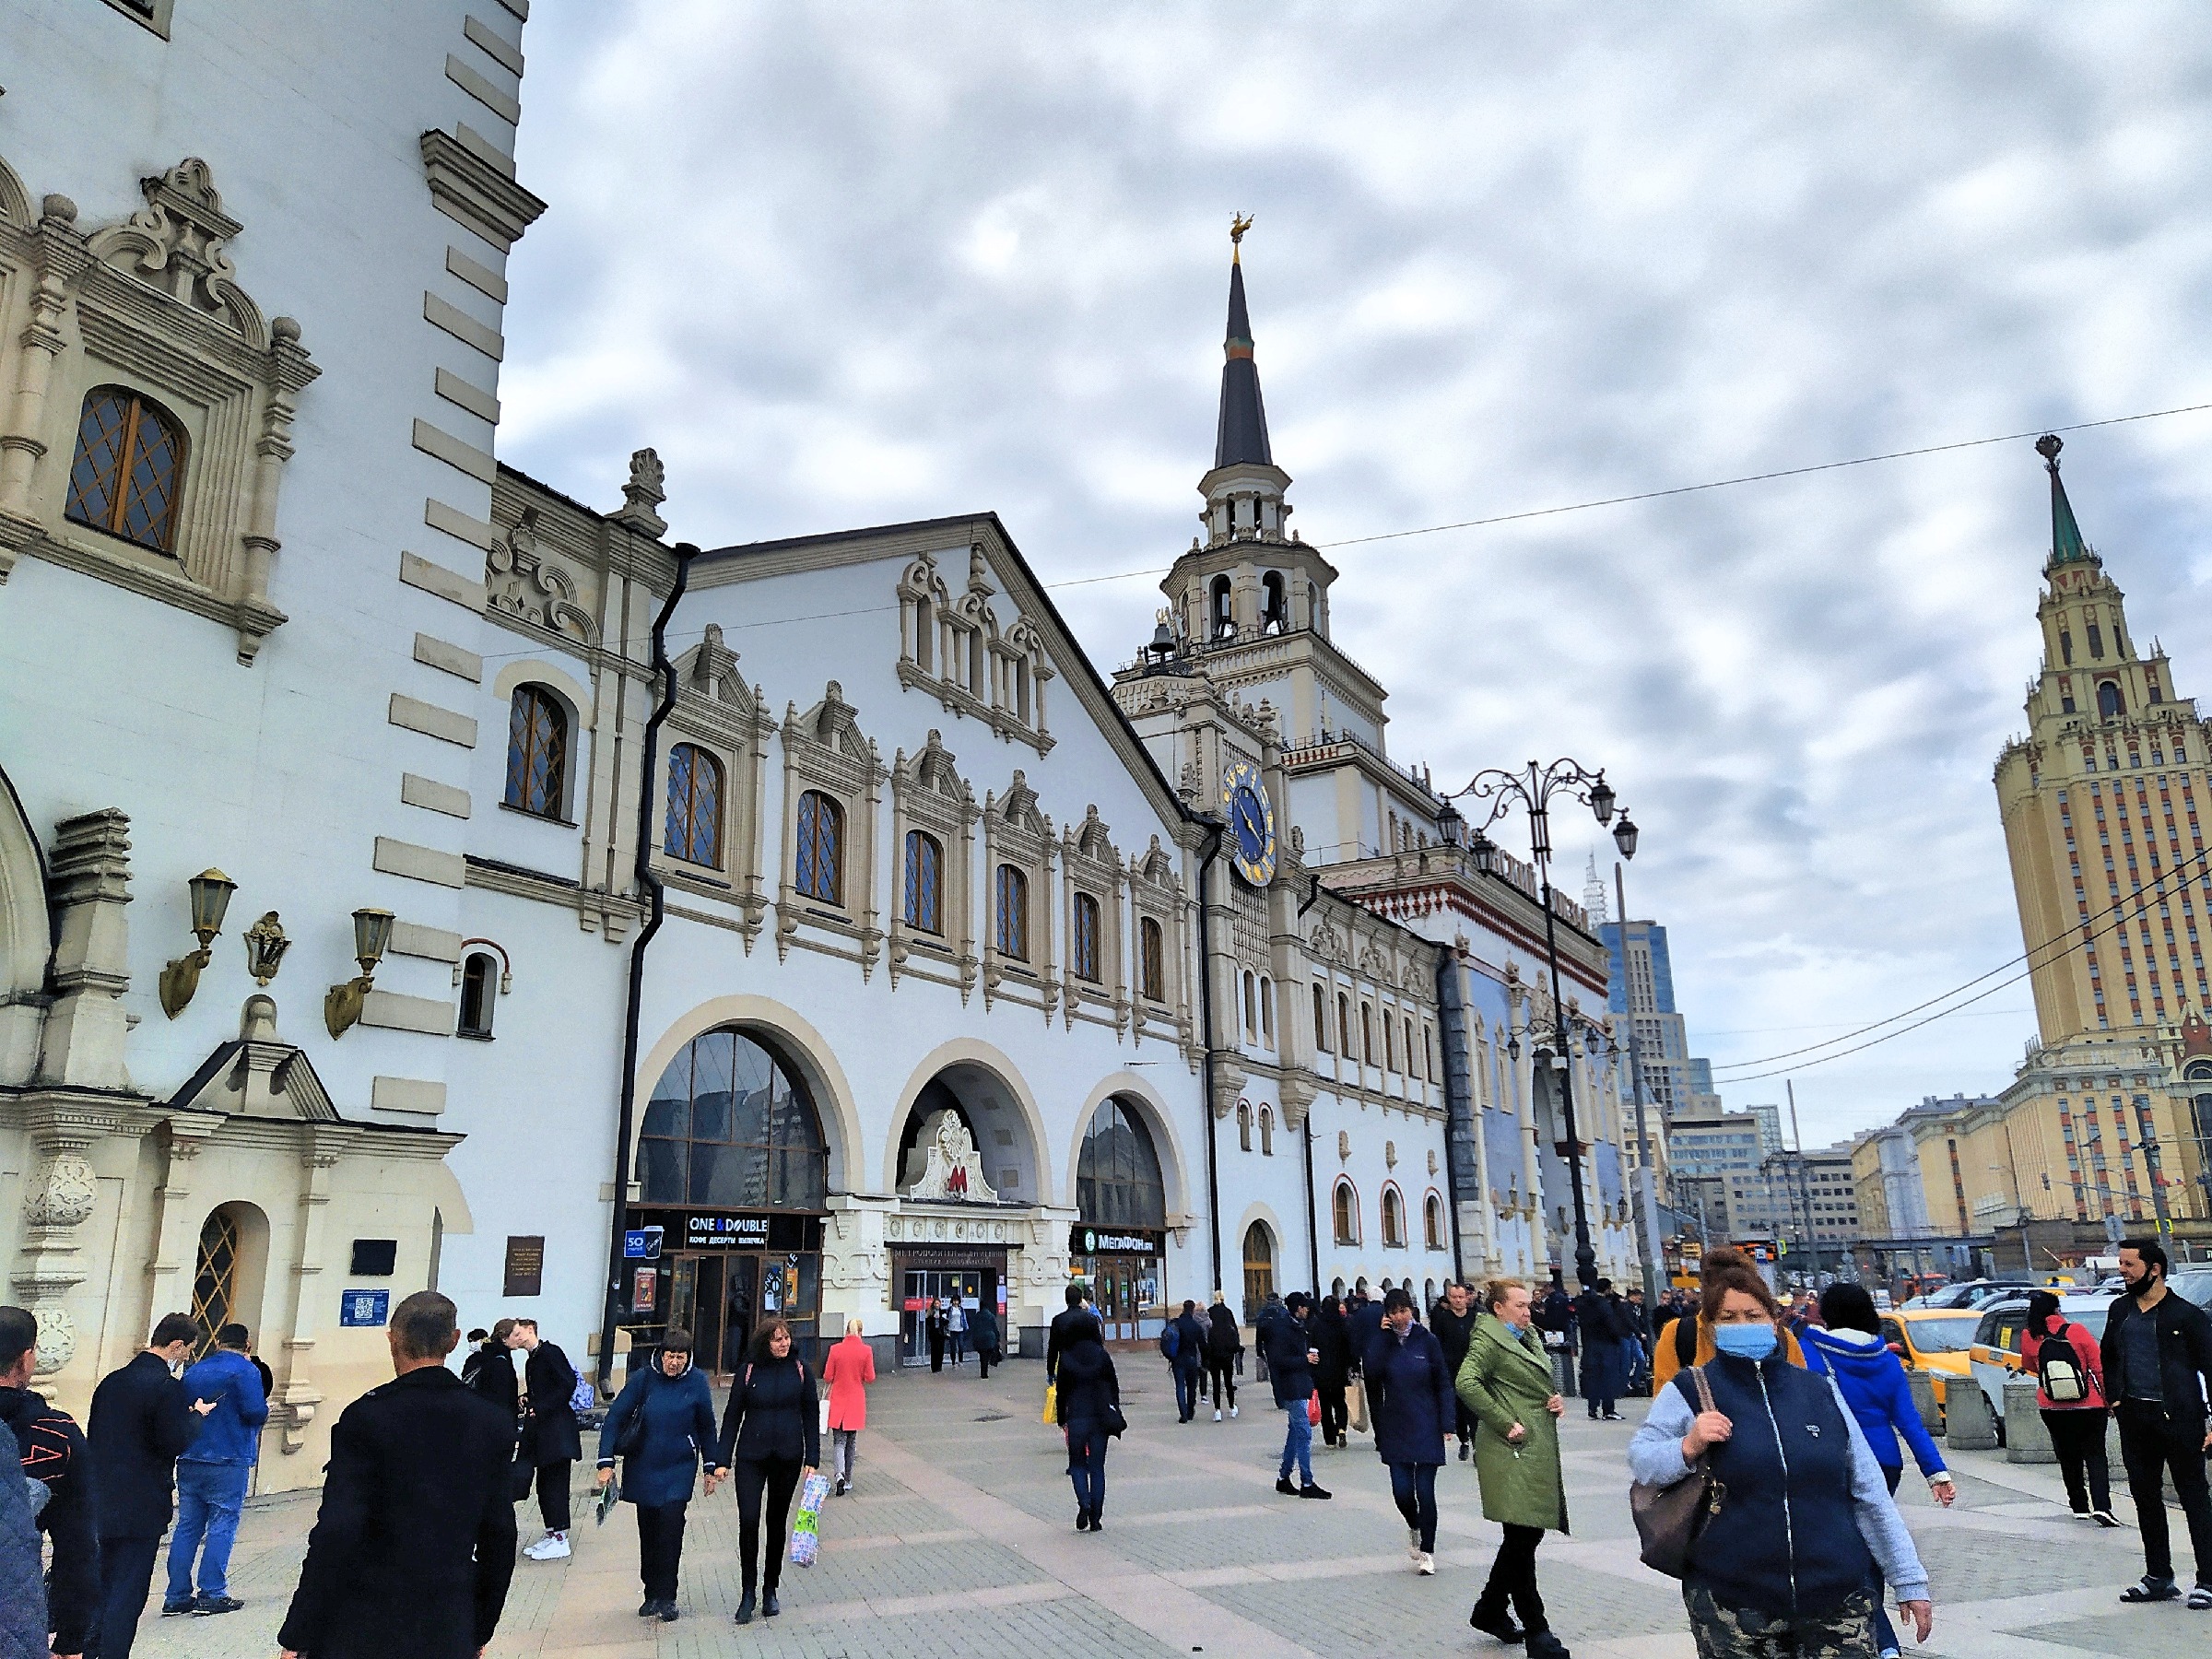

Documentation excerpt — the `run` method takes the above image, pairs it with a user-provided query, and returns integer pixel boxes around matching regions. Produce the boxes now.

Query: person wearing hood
[594,1328,717,1623]
[2018,1289,2115,1525]
[1205,1294,1243,1422]
[1458,1278,1570,1659]
[1054,1323,1121,1532]
[1630,1265,1933,1659]
[1802,1284,1955,1659]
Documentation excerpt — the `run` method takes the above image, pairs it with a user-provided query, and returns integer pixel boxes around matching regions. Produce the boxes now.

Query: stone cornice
[419,130,547,253]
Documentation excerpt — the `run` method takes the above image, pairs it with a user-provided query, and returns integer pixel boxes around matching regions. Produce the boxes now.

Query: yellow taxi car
[1877,1308,1983,1420]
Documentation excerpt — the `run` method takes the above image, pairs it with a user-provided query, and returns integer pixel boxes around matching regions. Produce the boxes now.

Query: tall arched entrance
[1241,1220,1277,1322]
[629,1027,830,1371]
[189,1202,269,1360]
[1071,1097,1166,1340]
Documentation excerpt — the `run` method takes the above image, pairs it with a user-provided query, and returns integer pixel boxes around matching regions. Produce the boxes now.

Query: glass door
[900,1268,941,1365]
[691,1253,724,1382]
[721,1255,757,1373]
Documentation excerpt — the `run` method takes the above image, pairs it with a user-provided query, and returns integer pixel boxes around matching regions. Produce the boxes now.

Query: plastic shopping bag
[1348,1379,1368,1435]
[1307,1394,1321,1425]
[789,1471,832,1568]
[1041,1382,1058,1425]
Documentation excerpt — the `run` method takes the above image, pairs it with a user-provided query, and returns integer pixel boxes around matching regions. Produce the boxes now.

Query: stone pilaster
[34,809,134,1091]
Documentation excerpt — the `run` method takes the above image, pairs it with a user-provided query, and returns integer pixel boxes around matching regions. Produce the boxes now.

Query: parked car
[1877,1308,1983,1421]
[1964,1292,2116,1431]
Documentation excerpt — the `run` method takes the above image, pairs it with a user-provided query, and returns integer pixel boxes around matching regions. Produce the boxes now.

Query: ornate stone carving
[901,1111,998,1203]
[486,507,599,643]
[23,1150,97,1228]
[30,1307,76,1377]
[88,159,258,339]
[615,446,667,537]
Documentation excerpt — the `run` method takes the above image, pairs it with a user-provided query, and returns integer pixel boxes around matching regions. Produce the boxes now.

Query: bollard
[1944,1375,2000,1452]
[2004,1376,2056,1463]
[1908,1369,1942,1436]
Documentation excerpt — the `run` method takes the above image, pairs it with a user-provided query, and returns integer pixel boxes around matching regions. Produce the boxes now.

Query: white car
[1965,1292,2116,1426]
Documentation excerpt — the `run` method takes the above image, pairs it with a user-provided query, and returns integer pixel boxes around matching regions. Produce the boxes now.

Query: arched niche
[884,1039,1050,1206]
[1063,1071,1193,1223]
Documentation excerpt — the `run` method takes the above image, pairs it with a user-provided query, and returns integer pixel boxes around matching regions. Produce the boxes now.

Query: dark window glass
[1140,917,1165,1001]
[995,864,1029,960]
[1334,1181,1359,1245]
[1073,892,1101,982]
[903,830,943,933]
[504,688,568,818]
[65,385,186,553]
[1075,1098,1164,1228]
[665,743,723,865]
[2099,680,2124,720]
[795,790,842,902]
[458,953,496,1038]
[637,1027,827,1210]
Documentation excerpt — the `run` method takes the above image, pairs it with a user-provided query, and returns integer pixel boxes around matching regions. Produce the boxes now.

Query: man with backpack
[506,1319,585,1561]
[2020,1290,2116,1525]
[1164,1301,1206,1423]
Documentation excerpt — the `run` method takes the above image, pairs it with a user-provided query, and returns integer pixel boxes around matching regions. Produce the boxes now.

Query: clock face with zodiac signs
[1222,758,1277,887]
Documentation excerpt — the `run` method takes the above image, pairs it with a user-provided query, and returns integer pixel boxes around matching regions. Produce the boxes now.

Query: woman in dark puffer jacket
[1055,1319,1121,1533]
[714,1319,819,1627]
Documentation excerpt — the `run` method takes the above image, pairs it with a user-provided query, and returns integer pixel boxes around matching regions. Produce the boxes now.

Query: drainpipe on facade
[1302,1110,1321,1293]
[1195,820,1226,1294]
[1434,946,1471,1277]
[597,541,697,1394]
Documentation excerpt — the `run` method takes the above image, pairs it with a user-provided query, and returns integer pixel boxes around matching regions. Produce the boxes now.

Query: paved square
[124,1359,2206,1659]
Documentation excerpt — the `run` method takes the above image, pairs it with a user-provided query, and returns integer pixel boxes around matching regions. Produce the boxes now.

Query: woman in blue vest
[1630,1265,1936,1658]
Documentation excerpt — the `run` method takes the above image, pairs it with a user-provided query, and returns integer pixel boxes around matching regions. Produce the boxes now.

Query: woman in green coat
[1456,1277,1570,1659]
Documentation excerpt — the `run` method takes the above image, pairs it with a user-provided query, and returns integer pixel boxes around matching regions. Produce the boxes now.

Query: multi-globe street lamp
[1436,759,1638,1292]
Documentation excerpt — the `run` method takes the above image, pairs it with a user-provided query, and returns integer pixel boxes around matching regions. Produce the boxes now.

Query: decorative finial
[2036,432,2063,467]
[1230,212,1253,261]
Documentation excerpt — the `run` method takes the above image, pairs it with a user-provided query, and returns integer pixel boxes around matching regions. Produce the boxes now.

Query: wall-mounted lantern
[158,868,238,1018]
[242,911,291,986]
[324,907,395,1039]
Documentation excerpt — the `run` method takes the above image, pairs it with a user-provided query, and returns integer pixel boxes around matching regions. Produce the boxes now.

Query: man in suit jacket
[507,1318,582,1560]
[277,1291,516,1659]
[86,1312,212,1659]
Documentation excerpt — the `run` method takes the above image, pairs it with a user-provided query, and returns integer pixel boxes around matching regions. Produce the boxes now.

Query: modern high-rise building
[1992,437,2212,1232]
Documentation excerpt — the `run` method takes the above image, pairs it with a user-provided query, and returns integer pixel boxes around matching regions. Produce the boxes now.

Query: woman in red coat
[2020,1290,2116,1524]
[821,1318,877,1497]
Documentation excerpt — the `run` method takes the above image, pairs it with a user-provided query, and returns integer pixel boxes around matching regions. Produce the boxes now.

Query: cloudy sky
[500,1,2212,1148]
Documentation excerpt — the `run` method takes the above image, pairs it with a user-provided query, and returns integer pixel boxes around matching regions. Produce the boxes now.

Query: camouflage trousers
[1684,1586,1877,1659]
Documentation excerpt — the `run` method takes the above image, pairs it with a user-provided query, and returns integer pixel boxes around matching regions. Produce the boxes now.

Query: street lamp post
[1437,759,1637,1292]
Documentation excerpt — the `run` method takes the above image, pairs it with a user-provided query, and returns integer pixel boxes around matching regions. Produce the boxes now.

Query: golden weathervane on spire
[1230,212,1253,245]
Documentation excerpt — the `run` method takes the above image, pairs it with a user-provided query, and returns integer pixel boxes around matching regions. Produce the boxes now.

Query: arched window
[187,1201,266,1360]
[1259,976,1274,1043]
[1259,1105,1274,1156]
[1312,983,1330,1052]
[794,790,843,902]
[1261,571,1288,634]
[1338,993,1352,1054]
[1406,1017,1418,1078]
[1139,917,1165,1001]
[1241,1220,1276,1320]
[66,385,186,553]
[1242,971,1257,1037]
[1382,1185,1406,1248]
[1333,1179,1360,1245]
[504,687,568,818]
[1385,1015,1399,1072]
[902,830,943,933]
[2098,680,2124,719]
[1361,1003,1375,1064]
[1073,891,1101,982]
[458,952,498,1039]
[1210,573,1234,639]
[994,864,1029,960]
[639,1028,828,1209]
[1424,1191,1445,1251]
[1076,1099,1165,1228]
[664,742,723,866]
[1238,1100,1253,1151]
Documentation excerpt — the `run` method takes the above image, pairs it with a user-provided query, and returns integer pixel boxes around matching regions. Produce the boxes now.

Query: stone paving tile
[116,1359,2212,1659]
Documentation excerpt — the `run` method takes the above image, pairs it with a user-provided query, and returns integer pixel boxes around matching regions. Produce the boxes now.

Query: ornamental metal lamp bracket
[159,868,238,1018]
[324,907,394,1039]
[242,911,291,985]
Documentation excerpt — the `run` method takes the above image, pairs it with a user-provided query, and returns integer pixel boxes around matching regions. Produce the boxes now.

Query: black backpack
[2034,1322,2089,1404]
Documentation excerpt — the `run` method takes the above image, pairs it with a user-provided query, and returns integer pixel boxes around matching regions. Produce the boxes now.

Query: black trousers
[2117,1402,2212,1584]
[735,1454,804,1593]
[636,1500,688,1602]
[1317,1383,1347,1444]
[1207,1359,1237,1409]
[929,1334,945,1372]
[95,1533,162,1659]
[1453,1398,1477,1446]
[535,1458,572,1531]
[2041,1406,2112,1515]
[978,1345,996,1379]
[1477,1522,1547,1634]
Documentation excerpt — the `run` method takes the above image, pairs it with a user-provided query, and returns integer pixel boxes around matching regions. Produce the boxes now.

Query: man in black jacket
[507,1318,582,1561]
[1,1305,96,1659]
[1044,1286,1100,1386]
[86,1312,211,1659]
[1429,1281,1478,1460]
[2101,1239,2212,1607]
[277,1290,516,1659]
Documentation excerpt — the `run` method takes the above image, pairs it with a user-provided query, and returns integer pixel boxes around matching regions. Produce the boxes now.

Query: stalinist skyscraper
[1991,436,2212,1236]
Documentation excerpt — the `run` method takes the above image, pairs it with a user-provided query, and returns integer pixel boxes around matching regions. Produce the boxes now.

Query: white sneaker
[1417,1551,1436,1576]
[1214,1407,1223,1422]
[1230,1405,1238,1418]
[524,1533,571,1561]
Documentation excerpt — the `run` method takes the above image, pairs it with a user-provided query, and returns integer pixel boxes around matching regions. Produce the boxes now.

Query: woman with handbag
[1054,1324,1122,1531]
[594,1328,718,1622]
[1629,1265,1933,1659]
[713,1319,819,1627]
[1457,1277,1570,1658]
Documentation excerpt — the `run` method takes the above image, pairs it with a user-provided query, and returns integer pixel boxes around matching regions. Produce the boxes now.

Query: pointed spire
[1216,215,1272,469]
[2037,433,2094,568]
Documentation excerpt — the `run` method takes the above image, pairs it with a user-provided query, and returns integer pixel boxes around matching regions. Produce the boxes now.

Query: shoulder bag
[1630,1365,1725,1578]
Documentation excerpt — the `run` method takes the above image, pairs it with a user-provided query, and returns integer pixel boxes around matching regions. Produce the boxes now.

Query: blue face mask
[1712,1323,1778,1360]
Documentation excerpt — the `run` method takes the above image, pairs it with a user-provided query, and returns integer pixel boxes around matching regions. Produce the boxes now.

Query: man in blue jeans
[162,1323,267,1617]
[1264,1292,1330,1500]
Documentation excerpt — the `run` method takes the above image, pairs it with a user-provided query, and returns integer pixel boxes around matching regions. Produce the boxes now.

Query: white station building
[0,0,1642,1488]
